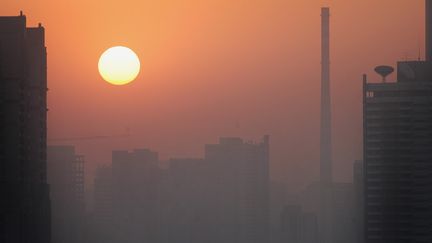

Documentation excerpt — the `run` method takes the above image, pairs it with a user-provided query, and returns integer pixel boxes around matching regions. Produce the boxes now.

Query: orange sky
[1,0,425,190]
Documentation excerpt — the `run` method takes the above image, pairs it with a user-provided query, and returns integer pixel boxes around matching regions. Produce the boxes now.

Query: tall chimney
[320,7,332,185]
[427,0,432,61]
[320,7,333,243]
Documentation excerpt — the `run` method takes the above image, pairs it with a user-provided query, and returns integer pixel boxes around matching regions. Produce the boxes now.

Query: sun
[98,46,140,85]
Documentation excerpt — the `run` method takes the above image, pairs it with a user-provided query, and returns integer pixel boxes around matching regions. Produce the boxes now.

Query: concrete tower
[320,7,332,188]
[319,7,333,243]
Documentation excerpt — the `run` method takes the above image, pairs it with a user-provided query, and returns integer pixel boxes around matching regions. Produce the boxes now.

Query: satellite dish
[374,65,394,82]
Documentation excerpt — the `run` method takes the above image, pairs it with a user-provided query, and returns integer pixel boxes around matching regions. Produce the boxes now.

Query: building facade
[363,63,432,242]
[111,149,161,243]
[47,146,85,243]
[205,136,270,243]
[280,205,318,243]
[92,165,114,243]
[0,13,50,243]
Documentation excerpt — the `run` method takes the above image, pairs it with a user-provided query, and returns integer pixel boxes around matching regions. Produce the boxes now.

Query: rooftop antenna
[418,34,422,61]
[20,11,23,16]
[374,65,394,83]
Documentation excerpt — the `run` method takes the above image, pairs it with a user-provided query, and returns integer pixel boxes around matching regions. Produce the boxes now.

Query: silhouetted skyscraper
[92,165,114,243]
[0,12,50,243]
[205,136,270,243]
[320,7,333,243]
[164,158,211,243]
[111,149,161,243]
[47,146,85,243]
[363,2,432,241]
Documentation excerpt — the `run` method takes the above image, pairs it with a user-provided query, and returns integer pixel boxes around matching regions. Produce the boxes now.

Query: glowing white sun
[98,46,140,85]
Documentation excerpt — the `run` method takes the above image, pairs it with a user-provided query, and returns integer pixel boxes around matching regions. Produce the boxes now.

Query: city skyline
[1,2,431,243]
[1,1,426,189]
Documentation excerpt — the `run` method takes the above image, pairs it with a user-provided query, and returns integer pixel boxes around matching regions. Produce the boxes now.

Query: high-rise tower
[0,13,50,243]
[363,1,432,242]
[320,7,333,243]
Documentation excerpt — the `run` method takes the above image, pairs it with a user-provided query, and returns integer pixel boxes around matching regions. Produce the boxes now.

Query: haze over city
[2,0,425,188]
[1,1,432,243]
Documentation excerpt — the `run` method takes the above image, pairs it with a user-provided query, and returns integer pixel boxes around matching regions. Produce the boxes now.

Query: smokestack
[427,0,432,61]
[320,7,332,185]
[319,8,333,243]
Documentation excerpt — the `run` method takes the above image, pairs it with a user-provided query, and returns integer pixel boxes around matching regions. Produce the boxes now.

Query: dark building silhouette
[111,149,161,243]
[0,12,50,243]
[363,2,432,241]
[89,137,270,243]
[47,146,85,243]
[92,165,114,243]
[205,136,270,243]
[269,181,288,243]
[295,180,356,243]
[163,158,211,243]
[331,183,355,243]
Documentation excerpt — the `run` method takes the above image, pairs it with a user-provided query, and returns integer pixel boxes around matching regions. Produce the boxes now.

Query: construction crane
[48,128,131,142]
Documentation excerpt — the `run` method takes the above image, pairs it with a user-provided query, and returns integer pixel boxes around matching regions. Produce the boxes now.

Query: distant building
[164,158,211,243]
[205,136,270,243]
[352,160,363,243]
[280,205,318,243]
[90,137,271,243]
[297,181,355,243]
[47,146,85,243]
[281,205,302,243]
[269,181,288,243]
[300,212,319,243]
[111,149,161,243]
[331,183,355,243]
[92,165,114,243]
[0,13,50,243]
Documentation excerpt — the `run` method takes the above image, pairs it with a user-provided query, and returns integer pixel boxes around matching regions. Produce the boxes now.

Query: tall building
[92,165,114,243]
[280,205,319,243]
[363,1,432,241]
[205,136,270,243]
[297,181,355,243]
[281,205,302,243]
[0,12,50,243]
[164,158,211,243]
[319,7,333,243]
[111,149,161,243]
[269,181,288,243]
[47,146,85,243]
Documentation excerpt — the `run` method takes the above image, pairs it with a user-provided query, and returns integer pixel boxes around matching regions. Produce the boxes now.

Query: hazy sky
[1,0,425,190]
